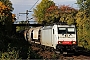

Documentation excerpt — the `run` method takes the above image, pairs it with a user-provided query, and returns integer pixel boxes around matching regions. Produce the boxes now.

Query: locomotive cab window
[67,28,75,34]
[58,28,66,34]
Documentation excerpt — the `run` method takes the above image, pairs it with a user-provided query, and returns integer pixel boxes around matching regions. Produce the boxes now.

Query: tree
[0,1,10,25]
[76,0,90,11]
[33,0,55,24]
[1,0,14,11]
[44,5,60,24]
[76,0,90,49]
[59,5,78,25]
[0,1,13,34]
[76,10,90,48]
[16,21,27,32]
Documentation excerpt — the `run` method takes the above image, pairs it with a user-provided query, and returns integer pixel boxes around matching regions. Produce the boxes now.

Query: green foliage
[76,0,90,11]
[16,21,27,32]
[0,33,20,59]
[0,49,19,60]
[66,14,75,25]
[76,10,90,49]
[33,0,55,24]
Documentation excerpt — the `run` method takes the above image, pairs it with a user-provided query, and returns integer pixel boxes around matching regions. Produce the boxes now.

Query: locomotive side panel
[41,26,53,47]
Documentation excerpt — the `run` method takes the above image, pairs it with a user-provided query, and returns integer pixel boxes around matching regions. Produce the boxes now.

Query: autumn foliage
[0,1,10,16]
[59,5,77,13]
[44,5,78,24]
[12,14,16,23]
[44,5,60,24]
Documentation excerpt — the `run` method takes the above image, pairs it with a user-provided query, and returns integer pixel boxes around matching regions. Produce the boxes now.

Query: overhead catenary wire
[29,0,39,11]
[19,0,40,25]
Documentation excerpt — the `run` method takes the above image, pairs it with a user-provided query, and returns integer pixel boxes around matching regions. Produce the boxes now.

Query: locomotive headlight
[72,41,76,44]
[58,41,62,44]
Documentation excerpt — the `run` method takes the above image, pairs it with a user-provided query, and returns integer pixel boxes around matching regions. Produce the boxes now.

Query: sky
[10,0,78,22]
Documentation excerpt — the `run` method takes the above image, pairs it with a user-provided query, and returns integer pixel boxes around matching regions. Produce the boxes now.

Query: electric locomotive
[24,24,77,53]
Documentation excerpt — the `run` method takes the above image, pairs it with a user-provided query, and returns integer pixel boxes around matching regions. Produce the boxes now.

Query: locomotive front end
[56,25,77,53]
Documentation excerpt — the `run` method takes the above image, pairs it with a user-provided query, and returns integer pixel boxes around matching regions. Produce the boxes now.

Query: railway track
[31,44,90,59]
